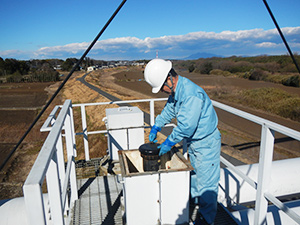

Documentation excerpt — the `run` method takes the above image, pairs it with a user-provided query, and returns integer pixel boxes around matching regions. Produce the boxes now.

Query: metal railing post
[46,151,64,225]
[81,105,90,160]
[65,106,78,204]
[23,100,76,225]
[23,184,46,225]
[150,100,155,126]
[254,124,275,225]
[69,104,77,157]
[56,134,69,215]
[56,134,65,192]
[183,138,188,159]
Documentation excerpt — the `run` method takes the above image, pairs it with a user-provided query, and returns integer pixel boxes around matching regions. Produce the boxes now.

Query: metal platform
[71,176,123,225]
[189,203,238,225]
[71,175,238,225]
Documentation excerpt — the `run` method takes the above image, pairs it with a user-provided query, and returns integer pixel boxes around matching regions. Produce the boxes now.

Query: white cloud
[35,42,89,56]
[256,42,280,48]
[0,49,25,57]
[2,27,300,60]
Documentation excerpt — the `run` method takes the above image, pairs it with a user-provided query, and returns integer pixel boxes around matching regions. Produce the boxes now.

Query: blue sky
[1,0,300,60]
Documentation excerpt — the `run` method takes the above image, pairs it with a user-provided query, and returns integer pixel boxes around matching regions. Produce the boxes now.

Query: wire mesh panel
[71,176,123,225]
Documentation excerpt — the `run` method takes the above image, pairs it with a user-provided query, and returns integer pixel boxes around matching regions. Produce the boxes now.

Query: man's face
[160,77,172,95]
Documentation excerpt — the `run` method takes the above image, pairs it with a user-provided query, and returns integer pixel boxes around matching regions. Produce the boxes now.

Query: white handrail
[212,100,300,141]
[212,100,300,224]
[23,100,78,225]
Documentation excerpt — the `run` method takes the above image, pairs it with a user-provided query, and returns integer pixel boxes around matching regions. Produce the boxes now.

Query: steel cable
[0,0,127,171]
[263,0,300,74]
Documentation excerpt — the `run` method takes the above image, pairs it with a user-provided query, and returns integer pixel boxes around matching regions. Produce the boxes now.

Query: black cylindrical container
[139,143,160,172]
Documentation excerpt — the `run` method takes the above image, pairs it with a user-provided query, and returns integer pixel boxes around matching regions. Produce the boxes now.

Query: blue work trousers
[189,129,221,224]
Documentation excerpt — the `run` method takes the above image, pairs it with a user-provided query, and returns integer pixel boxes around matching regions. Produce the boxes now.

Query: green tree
[188,64,195,73]
[3,58,29,75]
[282,75,300,87]
[0,57,5,76]
[62,58,79,71]
[200,62,213,74]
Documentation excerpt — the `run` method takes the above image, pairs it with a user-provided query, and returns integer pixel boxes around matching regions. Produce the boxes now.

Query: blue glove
[149,125,161,143]
[158,138,176,156]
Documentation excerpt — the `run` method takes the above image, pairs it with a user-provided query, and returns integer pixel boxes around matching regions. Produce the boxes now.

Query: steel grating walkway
[72,176,123,225]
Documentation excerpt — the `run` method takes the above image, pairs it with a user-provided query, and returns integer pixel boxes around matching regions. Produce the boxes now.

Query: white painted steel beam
[46,152,65,225]
[150,100,155,126]
[64,108,78,204]
[45,99,299,145]
[23,184,46,225]
[254,125,275,225]
[69,106,77,157]
[220,155,257,190]
[40,105,59,132]
[212,100,300,141]
[62,156,73,209]
[232,200,300,225]
[24,100,71,186]
[219,158,300,207]
[56,134,69,215]
[71,97,168,108]
[264,192,300,224]
[23,100,76,225]
[80,105,90,160]
[56,134,65,193]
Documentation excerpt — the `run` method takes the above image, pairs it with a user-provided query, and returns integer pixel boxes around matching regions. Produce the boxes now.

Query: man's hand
[149,125,161,143]
[158,138,176,156]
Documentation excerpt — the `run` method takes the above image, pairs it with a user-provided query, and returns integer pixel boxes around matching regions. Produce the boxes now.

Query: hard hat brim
[152,86,161,93]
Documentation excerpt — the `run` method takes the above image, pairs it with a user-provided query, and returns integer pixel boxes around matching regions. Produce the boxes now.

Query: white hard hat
[144,59,172,93]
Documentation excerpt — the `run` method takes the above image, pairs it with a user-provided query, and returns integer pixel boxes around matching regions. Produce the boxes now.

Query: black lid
[139,143,160,156]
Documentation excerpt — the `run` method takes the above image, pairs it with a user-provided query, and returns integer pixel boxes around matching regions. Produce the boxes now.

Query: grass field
[0,82,57,199]
[209,87,300,122]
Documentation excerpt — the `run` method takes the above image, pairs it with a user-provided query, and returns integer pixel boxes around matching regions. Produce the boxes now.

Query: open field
[0,82,52,124]
[0,82,54,149]
[0,82,54,163]
[0,81,60,199]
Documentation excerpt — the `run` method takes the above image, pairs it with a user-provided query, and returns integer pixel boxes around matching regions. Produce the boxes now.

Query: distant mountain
[183,52,223,60]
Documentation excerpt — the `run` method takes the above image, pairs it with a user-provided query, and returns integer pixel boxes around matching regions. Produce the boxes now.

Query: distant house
[0,77,7,83]
[131,62,145,66]
[54,65,62,70]
[87,66,96,71]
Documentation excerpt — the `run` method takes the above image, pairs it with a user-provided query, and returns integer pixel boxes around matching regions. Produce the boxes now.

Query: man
[144,58,221,224]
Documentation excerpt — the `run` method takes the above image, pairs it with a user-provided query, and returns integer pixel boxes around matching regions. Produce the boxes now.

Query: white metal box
[105,107,144,161]
[119,149,193,225]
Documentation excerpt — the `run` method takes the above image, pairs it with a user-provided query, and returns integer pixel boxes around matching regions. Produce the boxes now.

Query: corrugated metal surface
[72,176,123,225]
[190,204,238,225]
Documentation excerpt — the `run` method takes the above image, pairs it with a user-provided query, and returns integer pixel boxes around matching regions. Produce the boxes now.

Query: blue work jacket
[154,75,219,144]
